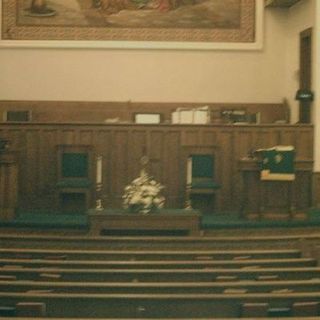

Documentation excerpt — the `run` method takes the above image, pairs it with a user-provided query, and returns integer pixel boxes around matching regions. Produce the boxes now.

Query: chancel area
[2,0,320,318]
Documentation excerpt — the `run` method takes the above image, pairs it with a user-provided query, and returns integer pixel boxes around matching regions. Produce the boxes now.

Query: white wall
[284,0,315,123]
[0,10,287,104]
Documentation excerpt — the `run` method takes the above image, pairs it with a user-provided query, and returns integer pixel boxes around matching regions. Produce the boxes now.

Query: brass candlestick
[95,183,104,211]
[185,184,193,210]
[95,155,104,211]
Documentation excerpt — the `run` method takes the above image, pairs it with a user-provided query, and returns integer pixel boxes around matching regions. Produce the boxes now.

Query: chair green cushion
[191,181,221,189]
[56,179,91,188]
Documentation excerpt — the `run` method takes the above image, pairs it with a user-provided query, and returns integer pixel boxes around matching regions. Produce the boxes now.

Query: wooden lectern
[239,157,313,219]
[0,152,18,221]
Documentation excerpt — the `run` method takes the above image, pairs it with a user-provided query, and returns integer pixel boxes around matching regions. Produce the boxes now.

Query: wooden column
[0,152,18,221]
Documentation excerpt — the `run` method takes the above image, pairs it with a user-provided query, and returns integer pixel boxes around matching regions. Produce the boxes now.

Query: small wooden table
[88,209,201,236]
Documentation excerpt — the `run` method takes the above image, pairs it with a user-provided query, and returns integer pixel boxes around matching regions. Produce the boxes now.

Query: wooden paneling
[0,152,18,220]
[218,129,234,210]
[149,130,164,183]
[313,172,320,208]
[296,128,314,159]
[0,123,314,214]
[201,130,218,145]
[112,130,130,207]
[163,130,181,207]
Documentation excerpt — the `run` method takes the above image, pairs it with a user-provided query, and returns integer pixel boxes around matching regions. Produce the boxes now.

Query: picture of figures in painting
[19,0,241,29]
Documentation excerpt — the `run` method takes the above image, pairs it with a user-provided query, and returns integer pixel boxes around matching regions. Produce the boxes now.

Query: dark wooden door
[299,28,312,123]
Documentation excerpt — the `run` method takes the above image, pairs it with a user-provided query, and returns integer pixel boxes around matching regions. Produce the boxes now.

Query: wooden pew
[0,248,302,261]
[2,279,320,294]
[16,302,46,317]
[292,301,320,316]
[1,291,320,318]
[0,257,315,269]
[2,266,320,282]
[1,318,320,320]
[241,302,268,317]
[0,306,16,316]
[0,234,315,251]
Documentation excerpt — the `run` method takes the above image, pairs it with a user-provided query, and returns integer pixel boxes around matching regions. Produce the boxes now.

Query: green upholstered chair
[184,146,221,214]
[56,145,93,212]
[190,154,221,190]
[58,153,90,188]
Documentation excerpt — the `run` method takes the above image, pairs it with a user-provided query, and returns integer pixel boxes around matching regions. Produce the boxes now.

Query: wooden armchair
[56,145,93,212]
[183,146,221,214]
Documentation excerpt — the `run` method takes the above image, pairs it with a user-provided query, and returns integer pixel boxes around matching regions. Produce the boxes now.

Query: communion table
[88,209,201,236]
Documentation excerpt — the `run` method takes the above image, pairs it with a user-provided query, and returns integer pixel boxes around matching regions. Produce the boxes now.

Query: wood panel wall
[0,123,313,214]
[313,173,320,208]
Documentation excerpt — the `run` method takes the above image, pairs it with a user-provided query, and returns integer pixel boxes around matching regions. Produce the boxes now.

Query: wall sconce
[295,89,314,101]
[295,89,313,124]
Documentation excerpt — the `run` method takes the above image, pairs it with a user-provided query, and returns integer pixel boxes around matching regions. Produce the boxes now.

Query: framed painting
[0,0,263,49]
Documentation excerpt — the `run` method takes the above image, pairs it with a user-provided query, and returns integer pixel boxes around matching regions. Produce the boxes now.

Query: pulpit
[239,157,313,219]
[0,151,18,221]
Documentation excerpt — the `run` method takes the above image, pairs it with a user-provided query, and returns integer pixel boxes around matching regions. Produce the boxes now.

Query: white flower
[122,171,165,213]
[146,197,154,206]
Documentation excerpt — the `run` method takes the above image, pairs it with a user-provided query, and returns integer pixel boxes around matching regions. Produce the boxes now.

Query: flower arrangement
[122,170,165,214]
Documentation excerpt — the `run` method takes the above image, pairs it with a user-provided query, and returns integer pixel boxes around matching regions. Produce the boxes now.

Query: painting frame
[0,0,263,50]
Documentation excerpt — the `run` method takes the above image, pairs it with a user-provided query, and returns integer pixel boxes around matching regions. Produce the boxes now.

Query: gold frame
[1,0,263,49]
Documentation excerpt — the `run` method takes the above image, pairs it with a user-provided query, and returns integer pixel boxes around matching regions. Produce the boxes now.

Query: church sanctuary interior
[2,0,320,319]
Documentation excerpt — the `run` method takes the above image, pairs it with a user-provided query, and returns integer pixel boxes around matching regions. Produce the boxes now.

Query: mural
[1,0,257,44]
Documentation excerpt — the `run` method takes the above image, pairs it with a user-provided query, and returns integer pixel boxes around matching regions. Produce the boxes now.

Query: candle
[96,155,102,185]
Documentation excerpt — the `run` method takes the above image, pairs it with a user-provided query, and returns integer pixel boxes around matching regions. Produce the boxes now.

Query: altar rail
[0,123,313,212]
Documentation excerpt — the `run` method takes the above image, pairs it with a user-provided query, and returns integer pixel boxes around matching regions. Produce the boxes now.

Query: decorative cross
[140,155,149,177]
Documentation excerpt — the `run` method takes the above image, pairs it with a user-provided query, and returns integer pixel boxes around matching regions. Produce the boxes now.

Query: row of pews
[0,233,320,319]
